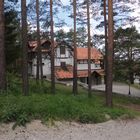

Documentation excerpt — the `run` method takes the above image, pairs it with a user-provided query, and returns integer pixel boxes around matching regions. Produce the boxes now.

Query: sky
[54,0,100,36]
[58,0,140,33]
[54,0,72,31]
[27,0,140,35]
[27,0,73,32]
[52,0,140,44]
[129,1,140,31]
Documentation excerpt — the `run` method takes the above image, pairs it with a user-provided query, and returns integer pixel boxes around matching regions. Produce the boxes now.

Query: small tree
[5,10,20,67]
[114,27,140,84]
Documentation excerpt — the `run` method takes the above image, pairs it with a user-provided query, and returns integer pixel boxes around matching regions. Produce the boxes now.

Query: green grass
[0,76,140,128]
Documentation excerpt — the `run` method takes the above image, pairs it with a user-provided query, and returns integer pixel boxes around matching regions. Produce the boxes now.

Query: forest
[0,0,140,128]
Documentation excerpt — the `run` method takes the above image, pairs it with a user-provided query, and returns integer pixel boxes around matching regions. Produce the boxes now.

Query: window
[61,62,67,70]
[78,60,87,64]
[61,62,66,68]
[95,64,99,68]
[91,60,94,63]
[78,61,81,64]
[60,46,65,55]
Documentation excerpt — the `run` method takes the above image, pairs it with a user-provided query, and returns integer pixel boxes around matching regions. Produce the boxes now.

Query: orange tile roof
[29,41,103,61]
[55,70,73,79]
[77,48,103,60]
[78,71,88,77]
[55,67,104,80]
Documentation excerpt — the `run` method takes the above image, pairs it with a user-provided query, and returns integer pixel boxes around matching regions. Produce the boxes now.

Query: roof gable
[77,47,103,60]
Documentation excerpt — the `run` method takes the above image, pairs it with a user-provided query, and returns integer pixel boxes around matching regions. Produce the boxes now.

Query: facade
[28,40,104,85]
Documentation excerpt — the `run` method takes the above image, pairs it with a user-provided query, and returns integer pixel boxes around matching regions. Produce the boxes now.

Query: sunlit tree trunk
[36,0,43,84]
[73,0,78,95]
[21,0,29,95]
[50,0,55,94]
[87,0,92,97]
[106,0,114,107]
[0,0,6,91]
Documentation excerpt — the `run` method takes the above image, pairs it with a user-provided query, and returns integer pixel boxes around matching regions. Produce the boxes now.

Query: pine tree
[5,10,20,67]
[114,26,140,84]
[36,0,43,83]
[73,0,78,95]
[21,0,29,95]
[0,0,6,91]
[50,0,55,94]
[103,0,108,103]
[106,0,113,107]
[86,0,92,97]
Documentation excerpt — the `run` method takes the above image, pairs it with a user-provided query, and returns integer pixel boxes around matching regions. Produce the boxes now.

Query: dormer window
[60,46,65,55]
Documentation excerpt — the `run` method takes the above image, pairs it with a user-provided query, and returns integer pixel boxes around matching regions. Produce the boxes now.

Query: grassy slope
[0,78,140,127]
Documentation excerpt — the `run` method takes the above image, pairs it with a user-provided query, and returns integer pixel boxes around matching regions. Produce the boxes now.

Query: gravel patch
[0,119,140,140]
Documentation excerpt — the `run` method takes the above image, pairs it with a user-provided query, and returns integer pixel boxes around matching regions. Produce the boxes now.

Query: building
[28,40,104,85]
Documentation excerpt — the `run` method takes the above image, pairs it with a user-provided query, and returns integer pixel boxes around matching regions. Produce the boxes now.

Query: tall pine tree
[0,0,6,90]
[106,0,113,107]
[50,0,55,94]
[86,0,92,97]
[36,0,43,83]
[21,0,29,95]
[73,0,78,95]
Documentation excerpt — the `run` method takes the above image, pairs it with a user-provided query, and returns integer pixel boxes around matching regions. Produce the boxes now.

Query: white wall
[55,57,73,66]
[31,57,51,77]
[55,46,73,66]
[30,46,73,77]
[56,47,70,58]
[134,78,140,84]
[77,63,101,70]
[30,46,102,78]
[42,58,51,76]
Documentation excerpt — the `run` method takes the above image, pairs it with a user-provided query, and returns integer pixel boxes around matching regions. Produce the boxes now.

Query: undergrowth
[0,74,139,128]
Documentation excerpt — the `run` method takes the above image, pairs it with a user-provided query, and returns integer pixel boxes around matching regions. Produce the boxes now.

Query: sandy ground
[0,119,140,140]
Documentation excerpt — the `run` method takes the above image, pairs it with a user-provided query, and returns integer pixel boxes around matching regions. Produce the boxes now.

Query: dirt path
[0,119,140,140]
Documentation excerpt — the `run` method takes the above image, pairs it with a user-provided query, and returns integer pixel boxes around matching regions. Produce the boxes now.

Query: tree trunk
[21,0,29,95]
[106,0,114,107]
[50,0,55,94]
[73,0,78,95]
[0,0,6,91]
[130,72,134,84]
[36,0,43,84]
[103,0,109,102]
[87,0,92,97]
[36,52,39,82]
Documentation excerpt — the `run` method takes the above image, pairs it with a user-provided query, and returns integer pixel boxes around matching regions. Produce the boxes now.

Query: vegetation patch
[0,79,139,128]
